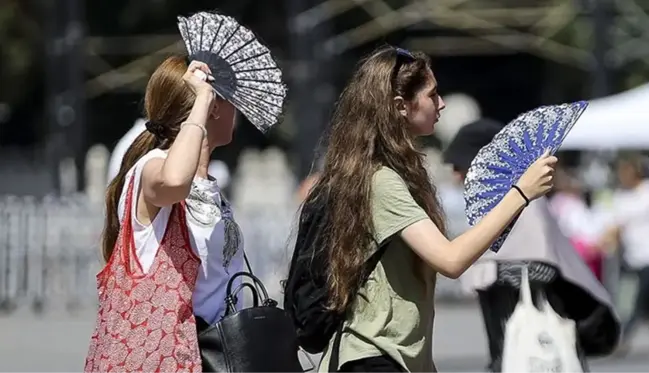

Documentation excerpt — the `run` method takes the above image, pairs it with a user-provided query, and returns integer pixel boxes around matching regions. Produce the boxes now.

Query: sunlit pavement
[0,302,646,371]
[446,361,649,373]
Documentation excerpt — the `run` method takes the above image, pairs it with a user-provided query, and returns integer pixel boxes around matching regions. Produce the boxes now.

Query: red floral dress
[84,175,202,372]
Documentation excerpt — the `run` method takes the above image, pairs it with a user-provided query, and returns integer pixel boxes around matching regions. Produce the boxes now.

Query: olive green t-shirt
[319,167,437,373]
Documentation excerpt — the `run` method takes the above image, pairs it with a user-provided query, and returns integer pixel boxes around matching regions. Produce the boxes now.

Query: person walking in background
[443,118,620,372]
[550,167,605,281]
[600,153,649,351]
[107,118,147,182]
[107,118,231,188]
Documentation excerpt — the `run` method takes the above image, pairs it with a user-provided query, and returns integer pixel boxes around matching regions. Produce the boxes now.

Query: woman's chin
[417,124,436,137]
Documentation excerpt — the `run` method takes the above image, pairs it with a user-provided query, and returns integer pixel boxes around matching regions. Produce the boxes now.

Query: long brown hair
[101,55,195,262]
[312,46,447,313]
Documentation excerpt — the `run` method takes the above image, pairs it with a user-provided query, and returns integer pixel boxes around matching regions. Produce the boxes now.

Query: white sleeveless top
[117,149,244,324]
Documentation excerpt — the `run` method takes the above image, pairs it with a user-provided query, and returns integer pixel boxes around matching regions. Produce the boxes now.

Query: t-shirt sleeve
[370,168,429,245]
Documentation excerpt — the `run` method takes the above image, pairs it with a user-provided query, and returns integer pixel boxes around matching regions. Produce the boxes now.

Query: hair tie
[145,120,165,139]
[511,185,530,207]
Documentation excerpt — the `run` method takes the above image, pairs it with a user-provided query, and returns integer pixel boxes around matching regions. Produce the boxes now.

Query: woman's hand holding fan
[183,61,215,97]
[514,149,558,202]
[464,101,588,252]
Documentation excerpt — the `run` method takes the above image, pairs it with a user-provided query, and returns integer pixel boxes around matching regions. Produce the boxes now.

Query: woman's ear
[210,101,221,119]
[393,96,408,118]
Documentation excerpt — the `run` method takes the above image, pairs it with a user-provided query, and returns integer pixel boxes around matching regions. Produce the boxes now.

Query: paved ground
[0,302,647,372]
[440,362,647,373]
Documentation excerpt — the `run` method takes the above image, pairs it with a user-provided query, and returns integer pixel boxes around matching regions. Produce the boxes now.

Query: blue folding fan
[463,101,588,252]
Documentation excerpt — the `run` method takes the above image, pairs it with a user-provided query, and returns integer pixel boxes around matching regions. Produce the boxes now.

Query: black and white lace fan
[177,11,287,133]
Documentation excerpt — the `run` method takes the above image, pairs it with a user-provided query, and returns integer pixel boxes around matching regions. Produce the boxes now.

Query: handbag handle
[225,282,259,315]
[225,271,276,308]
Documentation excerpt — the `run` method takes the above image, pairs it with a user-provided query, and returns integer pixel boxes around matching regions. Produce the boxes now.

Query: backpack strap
[328,324,343,373]
[328,242,390,372]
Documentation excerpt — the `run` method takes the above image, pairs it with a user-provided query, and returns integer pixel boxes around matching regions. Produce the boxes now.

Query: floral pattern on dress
[84,176,201,373]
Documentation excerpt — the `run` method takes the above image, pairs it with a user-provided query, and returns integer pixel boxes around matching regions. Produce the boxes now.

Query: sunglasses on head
[394,47,415,59]
[391,47,416,89]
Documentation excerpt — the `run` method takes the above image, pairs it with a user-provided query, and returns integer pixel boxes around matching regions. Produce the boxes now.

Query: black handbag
[196,254,304,372]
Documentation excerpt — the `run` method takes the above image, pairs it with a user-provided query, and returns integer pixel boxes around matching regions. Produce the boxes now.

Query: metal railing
[0,192,472,315]
[0,194,104,313]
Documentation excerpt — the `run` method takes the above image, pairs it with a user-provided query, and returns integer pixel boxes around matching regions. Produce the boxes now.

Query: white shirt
[549,192,605,246]
[611,180,649,269]
[117,149,244,324]
[438,183,469,239]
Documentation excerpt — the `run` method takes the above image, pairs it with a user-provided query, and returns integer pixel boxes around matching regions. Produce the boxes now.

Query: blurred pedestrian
[108,119,231,188]
[550,167,605,281]
[600,153,649,351]
[107,118,146,183]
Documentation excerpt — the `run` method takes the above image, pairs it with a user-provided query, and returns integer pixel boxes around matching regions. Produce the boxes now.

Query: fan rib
[235,82,285,98]
[198,15,205,54]
[234,94,281,124]
[235,67,281,74]
[182,18,193,55]
[215,24,241,56]
[229,51,270,68]
[234,91,281,115]
[232,97,268,127]
[223,38,255,61]
[207,18,224,54]
[237,78,283,85]
[235,87,284,108]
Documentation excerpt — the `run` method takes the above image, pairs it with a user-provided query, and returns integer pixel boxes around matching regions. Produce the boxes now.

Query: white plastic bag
[501,267,583,373]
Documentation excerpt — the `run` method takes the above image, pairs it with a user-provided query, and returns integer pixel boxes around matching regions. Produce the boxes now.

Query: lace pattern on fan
[463,101,588,252]
[177,11,287,133]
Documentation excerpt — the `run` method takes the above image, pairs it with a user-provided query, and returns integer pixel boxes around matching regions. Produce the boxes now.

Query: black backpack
[283,191,388,364]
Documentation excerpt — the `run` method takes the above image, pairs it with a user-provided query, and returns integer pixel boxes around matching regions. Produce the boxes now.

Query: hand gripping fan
[177,11,288,133]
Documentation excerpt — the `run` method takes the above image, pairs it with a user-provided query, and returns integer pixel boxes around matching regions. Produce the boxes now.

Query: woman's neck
[195,139,211,179]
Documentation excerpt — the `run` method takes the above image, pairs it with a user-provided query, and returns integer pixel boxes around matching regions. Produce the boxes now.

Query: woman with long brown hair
[305,46,558,372]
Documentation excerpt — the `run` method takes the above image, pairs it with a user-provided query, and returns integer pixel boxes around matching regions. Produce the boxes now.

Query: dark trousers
[477,283,589,372]
[339,356,405,372]
[622,266,649,340]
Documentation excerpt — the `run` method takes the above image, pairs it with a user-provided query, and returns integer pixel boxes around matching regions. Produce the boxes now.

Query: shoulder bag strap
[328,324,344,373]
[219,192,264,297]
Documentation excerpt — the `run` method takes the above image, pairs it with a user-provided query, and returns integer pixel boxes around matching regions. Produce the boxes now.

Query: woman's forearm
[161,91,213,187]
[448,189,526,272]
[402,189,527,279]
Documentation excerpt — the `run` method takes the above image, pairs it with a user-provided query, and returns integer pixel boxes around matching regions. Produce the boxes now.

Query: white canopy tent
[561,83,649,150]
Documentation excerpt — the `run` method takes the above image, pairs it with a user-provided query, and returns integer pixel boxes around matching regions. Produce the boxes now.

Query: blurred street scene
[3,0,649,371]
